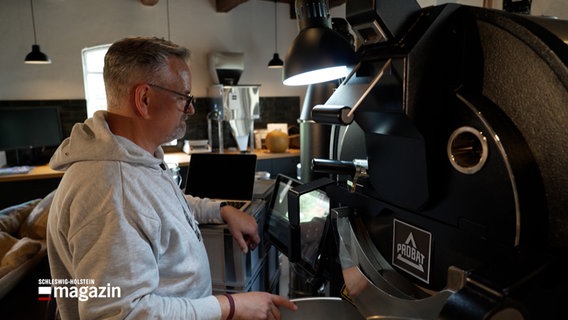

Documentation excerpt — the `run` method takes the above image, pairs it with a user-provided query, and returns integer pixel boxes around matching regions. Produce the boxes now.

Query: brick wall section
[0,97,299,151]
[184,96,300,149]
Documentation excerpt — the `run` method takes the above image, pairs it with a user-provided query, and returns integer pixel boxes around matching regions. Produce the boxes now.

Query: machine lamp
[282,0,355,86]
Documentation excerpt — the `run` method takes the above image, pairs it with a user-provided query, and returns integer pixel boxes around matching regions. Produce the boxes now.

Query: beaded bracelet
[224,293,235,320]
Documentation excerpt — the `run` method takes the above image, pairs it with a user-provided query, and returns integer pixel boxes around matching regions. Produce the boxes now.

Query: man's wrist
[224,293,235,320]
[219,202,229,223]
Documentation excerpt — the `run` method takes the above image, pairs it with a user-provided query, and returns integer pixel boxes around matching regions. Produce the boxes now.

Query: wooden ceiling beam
[215,0,345,13]
[215,0,249,13]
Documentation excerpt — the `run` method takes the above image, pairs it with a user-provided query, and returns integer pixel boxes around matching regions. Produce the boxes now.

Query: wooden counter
[147,149,300,189]
[0,149,299,183]
[0,149,300,208]
[165,148,300,166]
[0,165,63,182]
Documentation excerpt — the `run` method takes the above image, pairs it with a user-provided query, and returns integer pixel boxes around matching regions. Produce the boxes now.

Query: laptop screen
[184,153,257,201]
[266,174,331,273]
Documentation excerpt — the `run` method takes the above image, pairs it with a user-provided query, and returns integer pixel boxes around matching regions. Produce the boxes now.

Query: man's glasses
[148,83,195,114]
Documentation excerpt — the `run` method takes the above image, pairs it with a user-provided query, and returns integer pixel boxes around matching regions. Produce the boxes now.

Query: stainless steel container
[280,297,364,320]
[201,200,279,294]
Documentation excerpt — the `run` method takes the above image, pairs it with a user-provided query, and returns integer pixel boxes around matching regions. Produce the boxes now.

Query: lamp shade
[25,44,51,64]
[283,27,355,86]
[268,53,284,68]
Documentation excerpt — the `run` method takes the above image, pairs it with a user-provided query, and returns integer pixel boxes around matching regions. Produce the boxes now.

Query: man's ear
[134,84,151,119]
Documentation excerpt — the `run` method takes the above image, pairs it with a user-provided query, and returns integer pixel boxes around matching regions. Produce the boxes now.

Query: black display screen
[0,107,63,151]
[266,174,330,273]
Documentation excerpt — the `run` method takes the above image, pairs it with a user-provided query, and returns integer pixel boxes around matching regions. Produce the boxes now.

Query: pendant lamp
[267,0,284,69]
[166,0,171,41]
[282,0,355,86]
[25,0,51,64]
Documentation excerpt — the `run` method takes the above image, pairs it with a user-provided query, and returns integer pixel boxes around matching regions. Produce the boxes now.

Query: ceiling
[215,0,346,14]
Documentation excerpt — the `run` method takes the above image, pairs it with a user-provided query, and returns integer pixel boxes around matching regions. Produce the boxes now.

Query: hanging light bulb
[25,0,51,64]
[267,0,284,69]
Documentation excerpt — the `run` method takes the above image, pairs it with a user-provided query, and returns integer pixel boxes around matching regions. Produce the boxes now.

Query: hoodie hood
[50,111,164,171]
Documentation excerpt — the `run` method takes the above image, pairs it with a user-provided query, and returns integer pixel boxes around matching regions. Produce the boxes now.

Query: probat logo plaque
[392,219,432,284]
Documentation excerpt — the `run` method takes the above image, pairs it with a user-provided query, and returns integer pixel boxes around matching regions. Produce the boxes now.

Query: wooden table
[0,149,300,208]
[164,149,300,166]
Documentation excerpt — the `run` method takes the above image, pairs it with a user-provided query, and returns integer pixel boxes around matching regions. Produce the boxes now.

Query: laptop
[184,153,257,211]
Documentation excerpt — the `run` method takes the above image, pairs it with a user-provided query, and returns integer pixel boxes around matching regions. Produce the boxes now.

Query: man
[47,37,296,319]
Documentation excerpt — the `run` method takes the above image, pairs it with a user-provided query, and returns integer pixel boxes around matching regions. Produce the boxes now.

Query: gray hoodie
[47,111,223,319]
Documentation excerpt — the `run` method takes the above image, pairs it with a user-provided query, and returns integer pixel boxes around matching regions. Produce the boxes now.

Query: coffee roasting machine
[276,0,568,319]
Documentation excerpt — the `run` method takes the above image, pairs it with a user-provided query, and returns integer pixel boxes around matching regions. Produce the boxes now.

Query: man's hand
[342,266,368,298]
[220,205,260,254]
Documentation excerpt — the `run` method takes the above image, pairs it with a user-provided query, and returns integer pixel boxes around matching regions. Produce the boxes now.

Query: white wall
[0,0,315,100]
[0,0,566,103]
